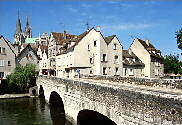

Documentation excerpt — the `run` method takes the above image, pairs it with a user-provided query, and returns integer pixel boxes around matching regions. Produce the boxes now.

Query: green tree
[164,54,182,74]
[176,28,182,50]
[7,64,37,93]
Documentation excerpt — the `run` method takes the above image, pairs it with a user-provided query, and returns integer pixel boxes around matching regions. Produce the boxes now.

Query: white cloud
[68,7,78,13]
[103,23,152,31]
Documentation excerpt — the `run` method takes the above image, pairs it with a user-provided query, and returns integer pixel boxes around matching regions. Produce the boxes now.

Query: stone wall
[83,75,182,90]
[37,76,182,125]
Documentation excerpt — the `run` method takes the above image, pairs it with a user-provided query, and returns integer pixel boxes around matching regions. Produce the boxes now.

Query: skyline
[0,0,182,60]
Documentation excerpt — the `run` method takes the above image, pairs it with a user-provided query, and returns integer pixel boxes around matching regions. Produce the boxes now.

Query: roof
[123,49,144,66]
[104,35,116,45]
[25,38,37,44]
[60,28,93,55]
[22,43,48,54]
[16,44,40,60]
[0,35,16,55]
[136,38,163,59]
[51,32,76,45]
[123,50,137,58]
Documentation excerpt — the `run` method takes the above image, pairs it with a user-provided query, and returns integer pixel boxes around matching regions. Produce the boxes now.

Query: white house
[56,27,123,78]
[130,38,164,78]
[0,35,16,79]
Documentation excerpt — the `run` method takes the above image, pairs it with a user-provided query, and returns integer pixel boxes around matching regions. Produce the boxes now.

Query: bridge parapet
[36,76,182,125]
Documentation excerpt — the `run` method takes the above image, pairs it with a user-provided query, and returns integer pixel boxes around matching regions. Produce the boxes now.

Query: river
[0,97,73,125]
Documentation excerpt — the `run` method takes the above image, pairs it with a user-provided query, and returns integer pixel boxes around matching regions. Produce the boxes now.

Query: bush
[7,64,37,93]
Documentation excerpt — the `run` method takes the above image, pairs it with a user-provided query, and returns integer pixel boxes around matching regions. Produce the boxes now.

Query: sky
[0,0,182,60]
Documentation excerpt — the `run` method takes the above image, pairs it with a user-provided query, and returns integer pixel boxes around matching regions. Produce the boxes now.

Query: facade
[0,36,16,79]
[130,38,164,78]
[14,16,32,45]
[48,31,75,76]
[39,49,48,75]
[56,28,123,78]
[36,33,49,46]
[16,44,39,70]
[123,49,145,77]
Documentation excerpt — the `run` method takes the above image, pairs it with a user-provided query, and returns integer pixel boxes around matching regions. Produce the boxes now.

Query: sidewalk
[74,78,182,100]
[0,93,30,99]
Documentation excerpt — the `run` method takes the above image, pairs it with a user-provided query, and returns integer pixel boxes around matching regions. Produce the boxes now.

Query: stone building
[0,35,16,79]
[36,33,49,46]
[16,44,39,70]
[123,49,145,77]
[48,31,75,76]
[56,27,123,78]
[130,38,164,78]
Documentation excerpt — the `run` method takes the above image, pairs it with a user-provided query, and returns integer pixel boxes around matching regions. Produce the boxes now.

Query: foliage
[164,54,182,74]
[176,28,182,50]
[7,64,37,93]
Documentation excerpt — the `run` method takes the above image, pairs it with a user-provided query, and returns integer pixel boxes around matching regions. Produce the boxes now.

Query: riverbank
[0,93,30,99]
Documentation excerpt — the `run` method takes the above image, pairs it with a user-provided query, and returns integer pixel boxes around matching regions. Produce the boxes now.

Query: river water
[0,97,73,125]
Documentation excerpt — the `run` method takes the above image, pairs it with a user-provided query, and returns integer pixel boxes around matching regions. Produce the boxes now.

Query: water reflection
[50,105,65,125]
[0,97,72,125]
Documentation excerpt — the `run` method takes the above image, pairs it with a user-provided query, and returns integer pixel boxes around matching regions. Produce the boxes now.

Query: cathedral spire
[25,16,29,28]
[24,16,32,38]
[15,14,22,34]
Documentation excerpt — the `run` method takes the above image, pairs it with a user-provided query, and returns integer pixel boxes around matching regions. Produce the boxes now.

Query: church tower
[24,16,32,39]
[14,15,25,45]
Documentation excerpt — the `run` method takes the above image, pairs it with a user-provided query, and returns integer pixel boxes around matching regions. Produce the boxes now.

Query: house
[56,27,123,78]
[16,44,40,70]
[130,38,164,78]
[123,49,145,77]
[48,31,76,76]
[0,35,16,79]
[39,49,48,75]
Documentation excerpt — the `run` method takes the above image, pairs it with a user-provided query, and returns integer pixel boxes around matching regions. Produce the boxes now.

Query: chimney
[96,26,101,32]
[145,39,150,46]
[63,30,66,39]
[128,48,132,55]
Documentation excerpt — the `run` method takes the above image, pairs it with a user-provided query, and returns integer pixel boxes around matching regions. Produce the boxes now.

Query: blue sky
[0,0,182,60]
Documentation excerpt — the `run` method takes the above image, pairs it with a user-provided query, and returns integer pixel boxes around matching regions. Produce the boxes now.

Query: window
[102,54,107,62]
[8,61,11,66]
[94,40,97,46]
[129,69,134,76]
[90,58,93,64]
[114,55,119,64]
[90,70,93,74]
[115,67,119,75]
[113,43,117,50]
[0,60,5,67]
[2,48,5,54]
[103,67,107,75]
[0,72,4,78]
[0,47,1,53]
[88,45,90,51]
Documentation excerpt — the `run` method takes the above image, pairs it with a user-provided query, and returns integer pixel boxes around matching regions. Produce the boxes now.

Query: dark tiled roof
[51,32,76,45]
[16,44,40,60]
[123,50,137,58]
[123,50,144,66]
[104,35,116,45]
[136,38,163,59]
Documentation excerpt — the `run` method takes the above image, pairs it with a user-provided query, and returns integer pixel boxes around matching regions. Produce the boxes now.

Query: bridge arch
[77,109,117,125]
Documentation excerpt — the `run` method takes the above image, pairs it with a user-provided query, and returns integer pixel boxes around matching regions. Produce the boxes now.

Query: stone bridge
[36,76,182,125]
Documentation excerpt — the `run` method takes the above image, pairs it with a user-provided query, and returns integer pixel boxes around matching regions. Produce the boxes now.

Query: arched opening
[38,85,45,98]
[32,89,36,96]
[77,109,117,125]
[49,91,65,125]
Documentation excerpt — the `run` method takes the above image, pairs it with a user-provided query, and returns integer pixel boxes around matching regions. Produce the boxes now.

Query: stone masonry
[37,76,182,125]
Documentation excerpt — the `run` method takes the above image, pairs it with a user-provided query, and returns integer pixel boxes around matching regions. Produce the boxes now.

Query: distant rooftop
[25,38,37,44]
